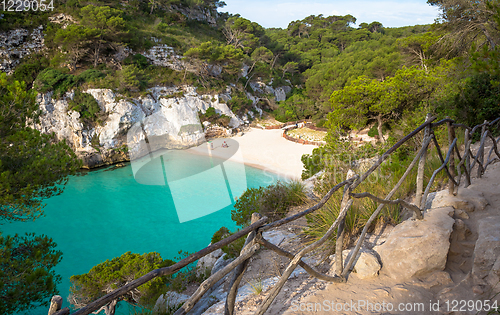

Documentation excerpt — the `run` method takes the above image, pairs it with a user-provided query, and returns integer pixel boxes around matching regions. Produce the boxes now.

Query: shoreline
[186,128,316,181]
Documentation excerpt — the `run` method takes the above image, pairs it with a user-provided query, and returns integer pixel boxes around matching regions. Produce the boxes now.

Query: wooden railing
[49,115,500,315]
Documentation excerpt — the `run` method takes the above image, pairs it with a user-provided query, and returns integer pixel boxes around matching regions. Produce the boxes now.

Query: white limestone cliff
[34,85,242,168]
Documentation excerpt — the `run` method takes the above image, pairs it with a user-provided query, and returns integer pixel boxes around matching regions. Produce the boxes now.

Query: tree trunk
[376,114,385,144]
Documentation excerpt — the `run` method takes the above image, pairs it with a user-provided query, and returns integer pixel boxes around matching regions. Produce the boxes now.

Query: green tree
[0,233,62,315]
[223,16,264,53]
[54,24,96,71]
[0,74,80,314]
[428,0,500,54]
[329,67,439,143]
[1,73,81,221]
[80,5,126,67]
[69,252,174,315]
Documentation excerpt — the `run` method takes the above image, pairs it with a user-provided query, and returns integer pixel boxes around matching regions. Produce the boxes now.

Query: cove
[1,149,279,315]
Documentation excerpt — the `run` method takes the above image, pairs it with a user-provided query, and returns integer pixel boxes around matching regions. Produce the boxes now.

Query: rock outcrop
[35,86,242,168]
[0,26,45,74]
[373,206,455,281]
[473,217,500,287]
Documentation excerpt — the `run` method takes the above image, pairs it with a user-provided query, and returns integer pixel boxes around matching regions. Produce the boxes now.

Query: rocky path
[271,162,500,315]
[195,161,500,315]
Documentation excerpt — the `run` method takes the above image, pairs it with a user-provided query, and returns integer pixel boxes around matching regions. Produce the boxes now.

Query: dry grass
[303,146,449,252]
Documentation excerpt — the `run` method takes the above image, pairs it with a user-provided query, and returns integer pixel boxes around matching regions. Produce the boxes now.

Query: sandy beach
[186,128,316,180]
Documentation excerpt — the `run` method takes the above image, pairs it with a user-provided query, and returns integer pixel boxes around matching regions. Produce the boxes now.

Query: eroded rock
[425,189,489,212]
[472,217,500,286]
[373,207,455,281]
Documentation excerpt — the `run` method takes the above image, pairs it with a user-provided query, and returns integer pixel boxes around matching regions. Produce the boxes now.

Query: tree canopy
[69,252,175,315]
[0,233,62,315]
[0,74,80,313]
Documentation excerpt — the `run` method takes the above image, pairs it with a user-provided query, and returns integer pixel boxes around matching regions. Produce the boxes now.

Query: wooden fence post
[447,118,456,195]
[48,296,63,315]
[464,128,471,187]
[335,218,345,276]
[415,114,432,208]
[224,213,261,315]
[477,121,487,178]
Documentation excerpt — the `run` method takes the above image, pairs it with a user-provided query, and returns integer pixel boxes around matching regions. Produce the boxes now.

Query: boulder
[425,189,489,212]
[262,230,295,246]
[329,249,381,279]
[153,291,190,314]
[196,248,224,277]
[373,207,455,281]
[472,217,500,286]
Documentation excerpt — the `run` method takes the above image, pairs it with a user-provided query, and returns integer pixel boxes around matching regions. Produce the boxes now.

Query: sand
[186,128,316,180]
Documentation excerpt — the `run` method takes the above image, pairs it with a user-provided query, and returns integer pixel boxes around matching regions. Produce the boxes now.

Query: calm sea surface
[1,150,279,315]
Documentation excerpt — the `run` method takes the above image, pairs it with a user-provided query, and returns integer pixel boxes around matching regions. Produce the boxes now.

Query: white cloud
[219,0,440,29]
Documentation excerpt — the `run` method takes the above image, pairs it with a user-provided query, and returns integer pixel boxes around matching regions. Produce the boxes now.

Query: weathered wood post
[464,128,471,187]
[447,117,456,195]
[224,212,262,315]
[477,121,487,178]
[48,296,63,315]
[415,114,432,208]
[335,218,346,276]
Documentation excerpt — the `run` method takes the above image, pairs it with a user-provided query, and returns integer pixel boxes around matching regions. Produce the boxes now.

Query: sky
[218,0,441,29]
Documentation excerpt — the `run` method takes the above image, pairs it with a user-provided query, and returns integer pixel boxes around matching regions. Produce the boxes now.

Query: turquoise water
[1,150,278,315]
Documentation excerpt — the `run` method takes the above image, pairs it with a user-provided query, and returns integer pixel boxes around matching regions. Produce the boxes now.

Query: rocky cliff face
[0,26,45,74]
[35,86,242,168]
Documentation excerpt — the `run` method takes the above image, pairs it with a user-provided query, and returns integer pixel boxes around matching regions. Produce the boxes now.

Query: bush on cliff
[232,181,306,227]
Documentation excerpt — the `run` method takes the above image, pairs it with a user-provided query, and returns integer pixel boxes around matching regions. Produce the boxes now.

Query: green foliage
[34,68,105,98]
[117,65,150,92]
[274,91,315,121]
[34,68,78,97]
[69,252,175,309]
[184,41,244,80]
[198,107,231,127]
[0,73,81,222]
[124,54,151,70]
[80,5,126,66]
[227,91,253,115]
[68,90,102,123]
[232,181,305,227]
[12,55,50,87]
[0,233,62,315]
[449,73,500,128]
[210,227,245,259]
[329,66,440,141]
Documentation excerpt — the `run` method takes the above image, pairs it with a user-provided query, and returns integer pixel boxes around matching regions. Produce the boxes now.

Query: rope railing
[49,114,500,315]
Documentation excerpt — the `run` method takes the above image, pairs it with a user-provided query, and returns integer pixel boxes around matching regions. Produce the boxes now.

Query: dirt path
[270,161,500,315]
[203,161,500,315]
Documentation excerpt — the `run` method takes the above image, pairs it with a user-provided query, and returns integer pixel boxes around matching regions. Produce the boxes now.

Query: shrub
[232,181,306,227]
[69,252,175,309]
[12,55,49,86]
[198,108,232,128]
[76,69,106,83]
[34,68,77,97]
[451,73,500,130]
[211,227,245,259]
[34,68,106,98]
[227,92,253,115]
[68,90,102,124]
[124,54,150,70]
